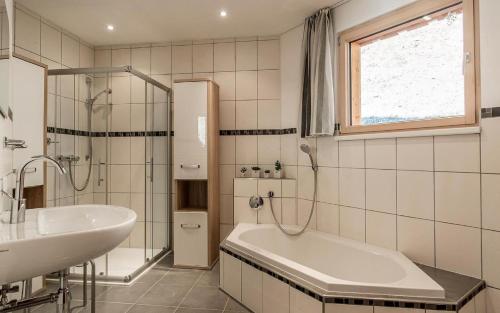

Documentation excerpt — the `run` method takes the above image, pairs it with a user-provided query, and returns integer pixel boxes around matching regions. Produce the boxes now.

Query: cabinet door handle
[97,160,105,186]
[24,167,36,174]
[181,223,201,229]
[180,164,200,169]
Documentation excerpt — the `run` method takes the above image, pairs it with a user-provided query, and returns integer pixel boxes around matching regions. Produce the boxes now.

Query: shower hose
[67,102,93,192]
[268,167,318,236]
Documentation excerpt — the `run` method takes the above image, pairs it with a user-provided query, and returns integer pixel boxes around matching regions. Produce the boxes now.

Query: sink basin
[0,205,136,284]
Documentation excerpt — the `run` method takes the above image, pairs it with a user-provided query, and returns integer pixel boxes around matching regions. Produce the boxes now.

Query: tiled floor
[25,255,249,313]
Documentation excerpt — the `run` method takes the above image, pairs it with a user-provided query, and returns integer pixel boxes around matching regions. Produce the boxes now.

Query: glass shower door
[146,82,170,261]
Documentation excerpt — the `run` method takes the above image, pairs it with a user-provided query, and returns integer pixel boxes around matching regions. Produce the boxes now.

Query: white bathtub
[225,223,445,299]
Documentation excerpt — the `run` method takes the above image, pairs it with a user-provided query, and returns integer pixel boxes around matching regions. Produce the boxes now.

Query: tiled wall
[278,0,500,311]
[11,4,95,207]
[9,3,283,246]
[93,37,282,240]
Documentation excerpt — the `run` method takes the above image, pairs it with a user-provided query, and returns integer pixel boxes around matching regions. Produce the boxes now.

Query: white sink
[0,205,136,284]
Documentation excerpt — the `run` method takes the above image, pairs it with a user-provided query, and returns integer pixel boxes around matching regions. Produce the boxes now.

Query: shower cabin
[46,66,171,283]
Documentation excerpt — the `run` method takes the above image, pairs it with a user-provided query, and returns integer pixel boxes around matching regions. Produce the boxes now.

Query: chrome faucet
[9,155,66,224]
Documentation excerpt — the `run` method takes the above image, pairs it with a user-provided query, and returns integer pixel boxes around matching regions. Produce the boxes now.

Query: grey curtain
[299,8,336,138]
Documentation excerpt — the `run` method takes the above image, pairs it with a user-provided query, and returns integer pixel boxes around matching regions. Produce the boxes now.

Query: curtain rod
[282,0,354,34]
[328,0,354,10]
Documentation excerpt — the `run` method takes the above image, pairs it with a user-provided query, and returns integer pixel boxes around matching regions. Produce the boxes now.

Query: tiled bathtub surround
[233,178,297,225]
[220,246,486,313]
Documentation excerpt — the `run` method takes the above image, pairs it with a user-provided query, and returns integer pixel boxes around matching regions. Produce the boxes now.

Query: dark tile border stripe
[47,127,298,137]
[47,127,172,137]
[219,128,297,136]
[481,107,500,119]
[220,246,485,312]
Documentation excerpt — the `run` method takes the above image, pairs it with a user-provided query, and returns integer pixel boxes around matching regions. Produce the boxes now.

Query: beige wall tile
[263,273,289,313]
[434,134,480,172]
[172,45,192,73]
[41,23,61,62]
[482,174,500,231]
[397,216,435,266]
[258,100,281,129]
[436,222,481,278]
[339,206,365,242]
[435,172,480,227]
[242,262,263,313]
[366,138,396,169]
[151,46,171,74]
[366,169,396,214]
[236,71,258,100]
[397,171,434,220]
[316,202,339,234]
[258,39,280,70]
[339,140,365,168]
[317,167,339,204]
[482,230,500,288]
[339,168,365,209]
[258,70,280,99]
[258,135,281,165]
[366,211,396,250]
[317,137,339,167]
[192,43,213,73]
[236,41,257,71]
[397,137,433,171]
[481,118,500,173]
[290,287,322,313]
[214,42,235,71]
[15,8,40,54]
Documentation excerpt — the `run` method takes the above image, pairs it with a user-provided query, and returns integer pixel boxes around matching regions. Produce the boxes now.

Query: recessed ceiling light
[422,15,432,21]
[220,10,227,17]
[106,24,115,31]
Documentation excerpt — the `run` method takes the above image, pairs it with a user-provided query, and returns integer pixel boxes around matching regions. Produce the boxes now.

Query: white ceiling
[17,0,343,46]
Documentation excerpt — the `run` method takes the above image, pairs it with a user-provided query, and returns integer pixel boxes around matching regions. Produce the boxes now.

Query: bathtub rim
[226,223,445,299]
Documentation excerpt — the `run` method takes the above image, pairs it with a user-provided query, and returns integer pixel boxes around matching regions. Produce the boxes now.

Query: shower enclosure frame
[47,66,172,283]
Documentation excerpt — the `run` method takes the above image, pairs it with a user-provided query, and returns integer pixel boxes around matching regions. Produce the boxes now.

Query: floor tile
[197,270,220,287]
[154,254,174,269]
[224,297,251,312]
[127,304,176,313]
[70,283,111,301]
[180,286,228,310]
[137,284,191,307]
[158,269,202,286]
[96,282,151,302]
[176,308,223,313]
[79,301,133,313]
[136,268,167,285]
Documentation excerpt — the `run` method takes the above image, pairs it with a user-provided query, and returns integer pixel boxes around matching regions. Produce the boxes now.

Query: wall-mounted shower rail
[47,66,171,92]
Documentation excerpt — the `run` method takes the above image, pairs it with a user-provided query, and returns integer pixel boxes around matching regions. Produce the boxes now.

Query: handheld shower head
[300,143,317,171]
[300,143,311,154]
[86,88,112,106]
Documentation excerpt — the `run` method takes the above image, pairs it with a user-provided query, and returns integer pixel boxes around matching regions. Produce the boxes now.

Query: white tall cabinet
[173,79,219,268]
[11,56,45,188]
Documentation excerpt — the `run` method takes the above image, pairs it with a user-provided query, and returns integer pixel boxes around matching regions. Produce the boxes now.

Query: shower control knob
[249,195,264,210]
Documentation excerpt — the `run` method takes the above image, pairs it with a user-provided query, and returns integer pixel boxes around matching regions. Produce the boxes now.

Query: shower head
[300,143,311,155]
[87,88,112,106]
[300,143,317,171]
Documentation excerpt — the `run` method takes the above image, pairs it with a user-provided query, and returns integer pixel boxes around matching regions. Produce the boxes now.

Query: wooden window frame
[338,0,479,135]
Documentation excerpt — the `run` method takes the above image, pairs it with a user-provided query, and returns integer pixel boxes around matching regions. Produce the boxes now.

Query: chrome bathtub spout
[9,155,66,224]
